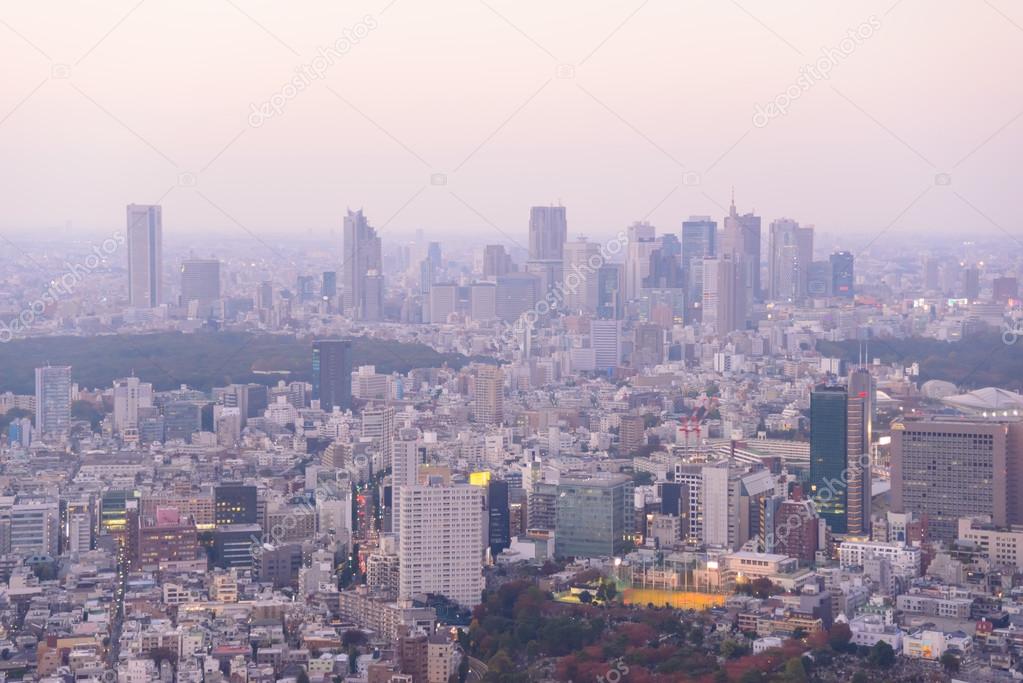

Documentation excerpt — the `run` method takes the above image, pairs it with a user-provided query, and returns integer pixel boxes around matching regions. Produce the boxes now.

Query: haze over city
[1,3,1023,683]
[2,0,1021,243]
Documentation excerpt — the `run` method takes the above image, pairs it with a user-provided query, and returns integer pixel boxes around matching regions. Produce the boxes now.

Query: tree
[940,651,960,673]
[578,590,593,604]
[827,623,852,651]
[851,673,869,683]
[720,638,748,659]
[783,657,808,683]
[868,641,895,668]
[791,627,807,641]
[296,669,310,683]
[689,625,704,645]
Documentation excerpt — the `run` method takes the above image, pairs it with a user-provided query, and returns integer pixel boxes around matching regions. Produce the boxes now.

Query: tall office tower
[419,258,435,296]
[469,282,497,321]
[322,271,337,301]
[126,204,163,308]
[35,365,72,442]
[257,281,273,310]
[701,255,745,335]
[427,282,458,323]
[809,380,872,536]
[398,482,484,607]
[495,273,540,322]
[994,276,1019,302]
[768,218,814,301]
[474,365,504,426]
[590,319,622,371]
[483,244,513,278]
[487,480,511,556]
[391,439,421,537]
[643,234,684,289]
[362,272,384,321]
[528,205,567,260]
[113,376,153,434]
[963,264,981,302]
[892,417,1023,544]
[362,405,395,469]
[806,260,833,297]
[721,193,762,304]
[179,258,220,315]
[702,463,742,548]
[427,240,442,266]
[625,221,658,301]
[772,492,819,564]
[845,368,874,536]
[596,263,624,320]
[341,209,383,320]
[214,484,258,526]
[562,238,601,313]
[554,475,634,558]
[923,257,941,291]
[681,217,717,322]
[830,251,855,298]
[312,339,353,412]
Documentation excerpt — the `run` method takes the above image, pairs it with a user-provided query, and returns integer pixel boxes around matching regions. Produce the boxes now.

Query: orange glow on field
[622,588,726,610]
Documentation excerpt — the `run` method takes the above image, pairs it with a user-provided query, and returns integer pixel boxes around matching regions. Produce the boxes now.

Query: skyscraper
[528,205,567,260]
[596,264,624,320]
[809,373,872,536]
[180,258,220,314]
[625,221,658,301]
[681,216,717,322]
[398,482,484,607]
[483,244,514,278]
[474,365,504,426]
[126,204,162,308]
[487,479,511,556]
[35,365,72,443]
[642,234,684,289]
[721,193,762,304]
[312,339,353,412]
[702,254,745,335]
[341,209,383,320]
[768,218,814,301]
[562,238,601,313]
[830,251,855,298]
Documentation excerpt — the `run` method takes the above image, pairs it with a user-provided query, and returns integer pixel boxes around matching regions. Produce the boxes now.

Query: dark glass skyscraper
[830,251,854,298]
[487,480,510,556]
[809,373,873,536]
[312,339,353,412]
[810,386,851,533]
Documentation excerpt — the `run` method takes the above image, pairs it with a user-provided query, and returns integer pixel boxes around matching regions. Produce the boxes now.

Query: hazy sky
[1,0,1020,251]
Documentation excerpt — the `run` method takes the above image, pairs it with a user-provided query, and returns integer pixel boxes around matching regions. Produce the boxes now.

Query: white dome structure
[941,387,1023,415]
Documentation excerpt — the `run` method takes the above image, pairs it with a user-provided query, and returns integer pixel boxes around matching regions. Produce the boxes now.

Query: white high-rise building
[474,366,504,426]
[624,222,658,301]
[113,376,153,434]
[362,405,395,470]
[398,483,484,607]
[391,439,420,537]
[126,204,163,308]
[768,218,814,302]
[562,239,601,314]
[590,319,622,371]
[34,366,71,443]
